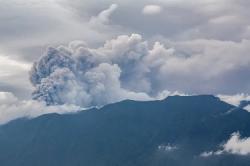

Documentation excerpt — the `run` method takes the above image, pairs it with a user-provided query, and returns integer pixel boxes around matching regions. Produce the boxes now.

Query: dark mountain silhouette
[1,95,250,166]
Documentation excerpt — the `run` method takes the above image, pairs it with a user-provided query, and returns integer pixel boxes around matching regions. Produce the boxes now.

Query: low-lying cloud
[218,94,250,111]
[0,92,81,125]
[222,132,250,155]
[201,132,250,157]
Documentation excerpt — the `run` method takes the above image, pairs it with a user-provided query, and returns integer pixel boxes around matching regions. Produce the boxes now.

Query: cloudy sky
[0,0,250,123]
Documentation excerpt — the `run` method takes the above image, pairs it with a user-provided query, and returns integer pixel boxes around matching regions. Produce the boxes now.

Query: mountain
[1,95,250,166]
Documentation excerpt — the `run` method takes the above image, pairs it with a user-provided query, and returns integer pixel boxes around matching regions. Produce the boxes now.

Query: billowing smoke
[29,33,250,108]
[30,34,173,107]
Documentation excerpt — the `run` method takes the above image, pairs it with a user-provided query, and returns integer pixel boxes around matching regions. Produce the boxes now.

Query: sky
[0,0,250,123]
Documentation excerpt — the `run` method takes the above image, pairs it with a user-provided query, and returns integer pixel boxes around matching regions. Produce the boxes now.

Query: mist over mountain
[1,95,250,166]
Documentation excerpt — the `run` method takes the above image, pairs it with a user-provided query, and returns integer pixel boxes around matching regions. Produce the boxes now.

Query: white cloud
[0,54,32,98]
[0,91,81,125]
[142,5,162,15]
[155,90,187,100]
[157,38,250,94]
[200,150,223,157]
[217,94,250,106]
[245,105,250,112]
[158,144,178,152]
[200,132,250,157]
[218,94,250,111]
[0,55,30,72]
[222,132,250,155]
[200,151,214,157]
[0,55,31,83]
[0,1,122,63]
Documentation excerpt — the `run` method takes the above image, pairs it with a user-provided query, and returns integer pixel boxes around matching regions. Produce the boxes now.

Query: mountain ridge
[0,95,250,166]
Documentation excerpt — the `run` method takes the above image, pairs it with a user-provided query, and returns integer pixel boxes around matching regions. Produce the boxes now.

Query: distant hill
[1,95,250,166]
